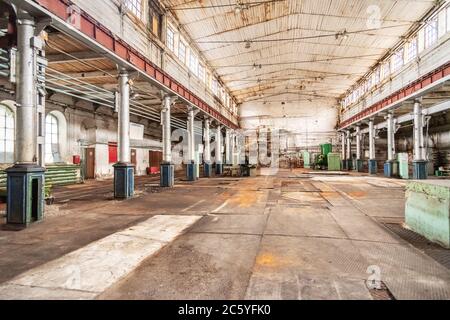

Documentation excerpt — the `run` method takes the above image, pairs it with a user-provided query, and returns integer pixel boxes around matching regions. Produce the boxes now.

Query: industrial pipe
[204,118,211,163]
[118,69,130,163]
[368,119,375,160]
[162,95,172,163]
[16,15,36,164]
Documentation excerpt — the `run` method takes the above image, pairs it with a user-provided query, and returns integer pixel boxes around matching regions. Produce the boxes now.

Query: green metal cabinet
[327,153,341,171]
[398,153,409,179]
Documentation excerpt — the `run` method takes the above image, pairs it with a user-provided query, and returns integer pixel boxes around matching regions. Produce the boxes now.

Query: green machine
[316,143,333,169]
[303,151,311,168]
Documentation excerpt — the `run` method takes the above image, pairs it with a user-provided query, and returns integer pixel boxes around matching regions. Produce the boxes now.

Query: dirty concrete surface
[1,169,449,300]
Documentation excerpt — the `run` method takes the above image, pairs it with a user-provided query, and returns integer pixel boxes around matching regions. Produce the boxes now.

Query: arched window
[0,104,15,163]
[45,114,60,163]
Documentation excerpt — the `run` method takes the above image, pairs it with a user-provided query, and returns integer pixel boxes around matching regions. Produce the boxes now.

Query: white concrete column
[231,130,236,165]
[356,125,361,160]
[118,69,130,163]
[187,107,195,163]
[346,130,351,160]
[341,132,346,160]
[216,124,223,164]
[203,118,211,163]
[16,15,37,164]
[387,112,395,161]
[369,119,375,160]
[413,100,424,161]
[225,128,231,164]
[162,96,172,163]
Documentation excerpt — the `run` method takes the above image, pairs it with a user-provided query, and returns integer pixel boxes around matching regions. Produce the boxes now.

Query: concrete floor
[1,169,449,300]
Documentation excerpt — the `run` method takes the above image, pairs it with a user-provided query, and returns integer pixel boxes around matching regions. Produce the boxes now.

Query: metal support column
[341,131,347,170]
[215,124,223,175]
[413,99,427,179]
[114,69,134,198]
[384,112,398,178]
[355,125,363,172]
[225,128,231,165]
[231,130,236,165]
[368,119,377,174]
[186,107,198,181]
[6,13,45,228]
[203,118,212,177]
[161,95,175,187]
[346,130,352,170]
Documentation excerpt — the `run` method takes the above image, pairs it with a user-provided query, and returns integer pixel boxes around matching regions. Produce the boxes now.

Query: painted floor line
[0,215,201,300]
[212,200,229,213]
[182,199,206,212]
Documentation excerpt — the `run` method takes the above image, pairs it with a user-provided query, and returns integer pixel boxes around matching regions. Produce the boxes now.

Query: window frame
[0,104,14,164]
[45,113,59,164]
[178,40,187,64]
[166,27,175,52]
[424,18,438,48]
[124,0,143,20]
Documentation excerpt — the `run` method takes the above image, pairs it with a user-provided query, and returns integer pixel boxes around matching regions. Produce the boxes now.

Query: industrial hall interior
[0,0,450,301]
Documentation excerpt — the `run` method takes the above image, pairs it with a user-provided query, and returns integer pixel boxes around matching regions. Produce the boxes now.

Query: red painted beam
[34,0,238,129]
[339,61,450,129]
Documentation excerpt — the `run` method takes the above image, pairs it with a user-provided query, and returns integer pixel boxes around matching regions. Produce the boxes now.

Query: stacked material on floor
[0,164,81,197]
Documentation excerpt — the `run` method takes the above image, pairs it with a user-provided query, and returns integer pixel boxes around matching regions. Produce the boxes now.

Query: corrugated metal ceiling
[163,0,436,103]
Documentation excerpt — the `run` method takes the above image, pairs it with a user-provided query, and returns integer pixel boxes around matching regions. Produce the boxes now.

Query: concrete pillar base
[413,161,428,180]
[216,163,224,175]
[369,159,377,175]
[186,163,198,181]
[204,162,212,178]
[346,159,353,171]
[355,159,364,172]
[341,160,347,171]
[384,161,398,178]
[6,164,45,228]
[113,163,134,199]
[160,163,175,187]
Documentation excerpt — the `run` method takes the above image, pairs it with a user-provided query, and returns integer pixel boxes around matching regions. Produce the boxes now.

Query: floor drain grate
[383,222,450,270]
[367,281,396,300]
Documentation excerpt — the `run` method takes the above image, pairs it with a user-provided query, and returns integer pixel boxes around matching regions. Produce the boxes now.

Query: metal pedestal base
[216,163,223,175]
[369,159,377,175]
[186,163,198,181]
[346,159,353,171]
[160,163,175,187]
[384,160,400,178]
[6,164,45,228]
[341,160,347,171]
[204,162,212,178]
[113,163,134,199]
[355,159,363,172]
[413,160,428,180]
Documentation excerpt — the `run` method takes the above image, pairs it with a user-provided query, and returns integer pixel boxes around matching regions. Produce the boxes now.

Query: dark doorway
[85,147,96,179]
[131,149,137,166]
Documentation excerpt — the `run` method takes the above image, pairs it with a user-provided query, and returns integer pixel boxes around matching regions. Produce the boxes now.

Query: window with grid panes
[167,27,174,51]
[124,0,142,19]
[425,18,438,48]
[0,105,14,163]
[45,114,59,163]
[178,40,186,64]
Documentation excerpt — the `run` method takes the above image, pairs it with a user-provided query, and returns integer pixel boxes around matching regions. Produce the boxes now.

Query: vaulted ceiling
[164,0,437,104]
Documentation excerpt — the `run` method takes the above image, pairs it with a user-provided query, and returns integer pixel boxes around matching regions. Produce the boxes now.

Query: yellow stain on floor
[228,191,259,208]
[255,252,294,269]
